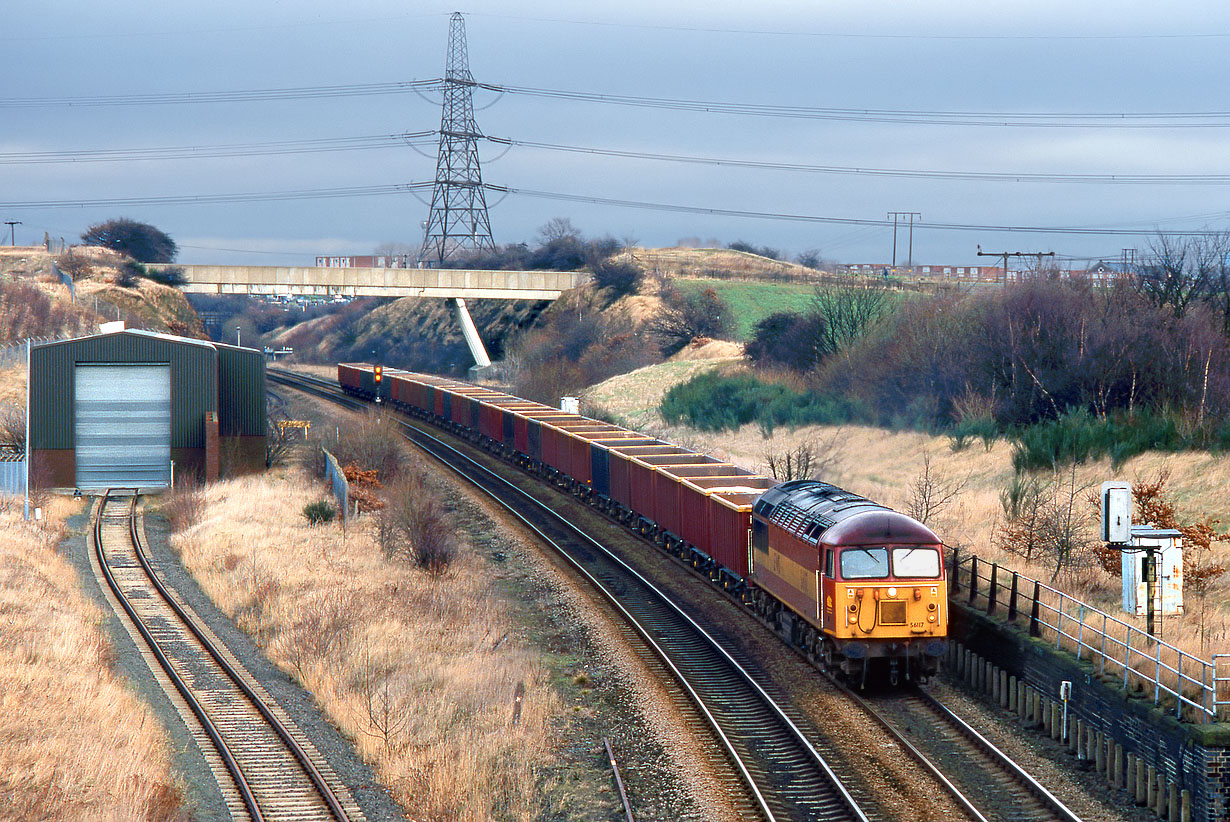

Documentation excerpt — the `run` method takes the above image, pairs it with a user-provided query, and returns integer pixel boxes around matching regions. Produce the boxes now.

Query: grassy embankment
[169,467,556,822]
[669,278,817,341]
[0,497,183,821]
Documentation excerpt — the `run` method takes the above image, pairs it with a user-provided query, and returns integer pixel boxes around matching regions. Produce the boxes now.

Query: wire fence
[0,336,60,366]
[0,455,26,497]
[950,550,1224,723]
[322,448,350,521]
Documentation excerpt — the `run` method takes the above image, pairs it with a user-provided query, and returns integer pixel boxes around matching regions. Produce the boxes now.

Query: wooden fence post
[987,563,999,616]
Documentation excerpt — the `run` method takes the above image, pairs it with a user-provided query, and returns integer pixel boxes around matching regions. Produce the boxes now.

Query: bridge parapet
[158,264,586,300]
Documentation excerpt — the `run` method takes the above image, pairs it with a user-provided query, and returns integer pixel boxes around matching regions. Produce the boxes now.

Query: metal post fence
[952,554,1223,722]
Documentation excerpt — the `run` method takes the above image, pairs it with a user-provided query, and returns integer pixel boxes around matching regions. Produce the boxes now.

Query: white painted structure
[162,264,584,300]
[1121,526,1184,617]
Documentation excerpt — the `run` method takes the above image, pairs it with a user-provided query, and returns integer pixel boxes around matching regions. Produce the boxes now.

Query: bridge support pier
[452,298,491,370]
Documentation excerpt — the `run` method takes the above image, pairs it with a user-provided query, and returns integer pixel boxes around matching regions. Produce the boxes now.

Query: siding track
[91,490,362,822]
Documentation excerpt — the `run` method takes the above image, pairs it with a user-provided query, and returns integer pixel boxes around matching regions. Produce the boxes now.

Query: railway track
[90,490,362,822]
[273,368,1091,822]
[272,369,868,822]
[852,687,1083,822]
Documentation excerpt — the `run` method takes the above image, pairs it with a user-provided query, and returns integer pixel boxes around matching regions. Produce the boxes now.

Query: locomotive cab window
[840,548,889,579]
[892,547,941,578]
[823,548,834,578]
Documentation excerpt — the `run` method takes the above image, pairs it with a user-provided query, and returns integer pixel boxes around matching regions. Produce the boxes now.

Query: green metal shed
[29,328,265,490]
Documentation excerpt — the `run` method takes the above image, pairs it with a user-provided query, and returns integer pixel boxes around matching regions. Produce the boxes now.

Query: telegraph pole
[977,247,1054,284]
[887,212,921,272]
[4,221,20,246]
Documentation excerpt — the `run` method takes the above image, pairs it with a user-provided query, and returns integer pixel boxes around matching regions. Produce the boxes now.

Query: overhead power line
[486,136,1230,185]
[0,79,442,108]
[484,184,1230,237]
[0,182,433,209]
[473,81,1230,128]
[469,13,1230,42]
[0,132,436,164]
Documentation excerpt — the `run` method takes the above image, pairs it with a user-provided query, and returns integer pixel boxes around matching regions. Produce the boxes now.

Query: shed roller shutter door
[75,365,171,488]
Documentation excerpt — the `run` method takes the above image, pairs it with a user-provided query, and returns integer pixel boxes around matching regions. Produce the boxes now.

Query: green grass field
[672,278,818,340]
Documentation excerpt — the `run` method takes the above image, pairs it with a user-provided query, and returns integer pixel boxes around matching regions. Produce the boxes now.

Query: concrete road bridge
[155,264,588,369]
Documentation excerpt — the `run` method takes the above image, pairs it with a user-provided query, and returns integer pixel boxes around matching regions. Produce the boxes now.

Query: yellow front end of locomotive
[834,582,947,641]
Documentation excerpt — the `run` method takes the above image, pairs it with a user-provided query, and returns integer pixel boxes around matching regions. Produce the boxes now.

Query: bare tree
[1137,232,1230,319]
[536,217,582,244]
[265,416,295,468]
[809,284,890,359]
[762,431,846,482]
[650,286,734,354]
[906,453,968,526]
[997,466,1097,582]
[0,403,24,453]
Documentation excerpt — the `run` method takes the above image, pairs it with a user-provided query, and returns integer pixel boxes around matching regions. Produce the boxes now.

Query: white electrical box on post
[1101,480,1132,544]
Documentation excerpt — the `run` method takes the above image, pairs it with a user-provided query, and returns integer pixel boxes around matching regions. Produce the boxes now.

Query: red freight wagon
[606,444,693,513]
[650,463,742,541]
[551,422,628,484]
[682,476,776,574]
[338,363,364,393]
[586,436,659,498]
[625,453,716,527]
[539,419,610,481]
[529,413,585,470]
[661,465,755,548]
[707,491,769,579]
[492,402,544,449]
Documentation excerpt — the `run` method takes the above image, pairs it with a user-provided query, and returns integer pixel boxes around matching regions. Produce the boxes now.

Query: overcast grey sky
[6,1,1230,268]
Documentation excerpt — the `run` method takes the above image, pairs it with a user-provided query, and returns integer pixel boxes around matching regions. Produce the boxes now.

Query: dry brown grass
[281,363,340,380]
[0,363,26,409]
[171,468,556,822]
[622,246,820,281]
[0,498,183,822]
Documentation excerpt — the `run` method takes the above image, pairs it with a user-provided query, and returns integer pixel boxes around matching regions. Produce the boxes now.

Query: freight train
[338,363,948,685]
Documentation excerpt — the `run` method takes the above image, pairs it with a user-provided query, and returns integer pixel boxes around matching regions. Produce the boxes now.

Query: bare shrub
[286,588,351,679]
[377,464,457,575]
[334,412,405,482]
[650,285,734,355]
[0,402,24,452]
[996,465,1098,582]
[265,415,295,468]
[762,431,846,482]
[166,473,205,532]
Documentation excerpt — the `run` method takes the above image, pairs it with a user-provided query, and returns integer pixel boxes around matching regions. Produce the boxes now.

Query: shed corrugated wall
[216,344,266,436]
[30,332,217,450]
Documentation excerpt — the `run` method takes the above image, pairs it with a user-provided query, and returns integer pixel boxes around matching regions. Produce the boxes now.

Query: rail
[951,551,1222,722]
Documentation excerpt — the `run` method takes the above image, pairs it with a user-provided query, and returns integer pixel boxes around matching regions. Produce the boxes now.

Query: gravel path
[65,504,408,822]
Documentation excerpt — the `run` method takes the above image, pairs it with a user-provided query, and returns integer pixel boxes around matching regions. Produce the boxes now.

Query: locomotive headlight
[848,604,858,613]
[928,615,936,622]
[927,602,937,612]
[887,587,897,598]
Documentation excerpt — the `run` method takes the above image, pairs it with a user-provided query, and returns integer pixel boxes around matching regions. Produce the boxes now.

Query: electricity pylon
[418,12,495,266]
